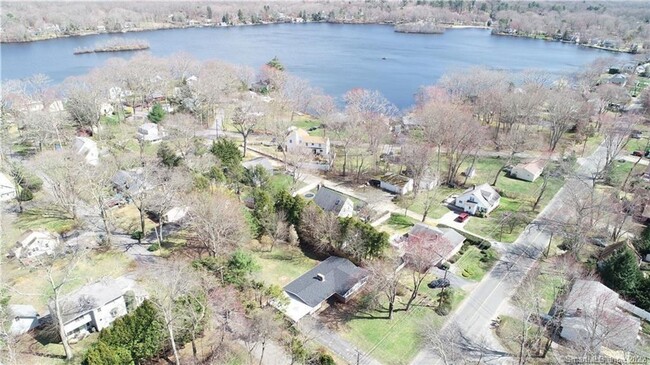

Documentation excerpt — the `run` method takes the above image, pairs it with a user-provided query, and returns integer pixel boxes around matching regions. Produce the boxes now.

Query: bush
[448,254,460,264]
[130,231,144,240]
[147,243,160,252]
[478,240,492,249]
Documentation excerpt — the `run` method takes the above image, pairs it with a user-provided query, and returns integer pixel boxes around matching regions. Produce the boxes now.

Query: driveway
[438,210,469,230]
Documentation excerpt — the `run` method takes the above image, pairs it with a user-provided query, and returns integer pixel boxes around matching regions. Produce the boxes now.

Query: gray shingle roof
[313,187,353,215]
[242,157,274,173]
[284,256,368,308]
[55,277,129,324]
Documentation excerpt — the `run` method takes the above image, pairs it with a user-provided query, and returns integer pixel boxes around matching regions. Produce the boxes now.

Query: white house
[136,123,164,142]
[73,137,99,166]
[313,186,355,218]
[164,206,188,223]
[285,128,330,156]
[454,183,501,215]
[9,305,40,335]
[372,173,414,195]
[510,160,545,182]
[56,276,146,339]
[0,172,17,202]
[10,230,60,259]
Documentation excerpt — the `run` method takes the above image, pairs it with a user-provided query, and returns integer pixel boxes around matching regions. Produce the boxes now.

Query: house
[242,157,274,175]
[371,173,414,195]
[10,230,60,259]
[313,186,355,218]
[73,137,99,166]
[136,123,164,142]
[111,170,148,195]
[560,280,641,352]
[0,172,16,202]
[402,223,466,266]
[610,74,628,86]
[9,305,40,335]
[56,276,146,339]
[510,160,545,182]
[454,183,501,215]
[99,102,114,116]
[164,206,188,224]
[598,241,640,265]
[285,127,330,156]
[281,256,369,321]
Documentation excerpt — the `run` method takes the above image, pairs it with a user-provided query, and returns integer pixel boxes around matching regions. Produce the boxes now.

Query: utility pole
[545,231,554,258]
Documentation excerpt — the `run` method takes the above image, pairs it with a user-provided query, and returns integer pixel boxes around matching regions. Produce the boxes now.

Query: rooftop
[57,276,136,324]
[377,173,413,186]
[513,160,546,175]
[313,187,353,215]
[406,223,465,261]
[284,256,368,308]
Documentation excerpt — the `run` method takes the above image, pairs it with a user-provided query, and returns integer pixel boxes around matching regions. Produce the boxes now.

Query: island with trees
[73,38,150,55]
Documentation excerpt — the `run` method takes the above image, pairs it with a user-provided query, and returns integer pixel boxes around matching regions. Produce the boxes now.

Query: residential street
[410,142,608,365]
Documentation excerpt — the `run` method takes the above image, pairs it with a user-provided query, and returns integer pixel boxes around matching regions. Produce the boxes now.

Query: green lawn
[250,245,318,288]
[606,160,646,187]
[341,289,465,365]
[396,187,457,220]
[293,117,325,136]
[16,208,77,234]
[379,213,420,236]
[625,138,650,154]
[453,246,499,281]
[535,271,566,313]
[463,198,533,243]
[494,315,547,355]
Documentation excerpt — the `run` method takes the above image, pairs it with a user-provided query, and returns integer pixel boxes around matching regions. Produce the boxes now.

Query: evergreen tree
[83,341,133,365]
[600,247,642,297]
[147,103,166,123]
[224,250,259,286]
[266,56,285,71]
[206,5,212,19]
[157,143,182,167]
[274,189,305,226]
[210,138,242,173]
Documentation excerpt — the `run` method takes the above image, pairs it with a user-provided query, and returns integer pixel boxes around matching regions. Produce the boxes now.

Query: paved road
[410,142,608,365]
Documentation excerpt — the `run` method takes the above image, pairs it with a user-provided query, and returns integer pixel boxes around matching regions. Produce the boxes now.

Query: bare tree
[231,98,265,157]
[162,113,202,158]
[544,91,586,151]
[259,211,289,252]
[62,77,105,132]
[344,88,398,160]
[146,167,191,247]
[492,126,540,186]
[186,191,249,257]
[368,254,402,319]
[32,150,86,221]
[601,114,636,171]
[401,141,436,197]
[80,162,117,246]
[402,233,446,311]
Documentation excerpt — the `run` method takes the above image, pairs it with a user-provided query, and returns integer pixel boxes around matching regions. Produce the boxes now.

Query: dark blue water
[0,23,626,108]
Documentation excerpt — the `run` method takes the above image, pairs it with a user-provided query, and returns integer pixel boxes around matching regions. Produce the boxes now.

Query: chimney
[316,273,325,282]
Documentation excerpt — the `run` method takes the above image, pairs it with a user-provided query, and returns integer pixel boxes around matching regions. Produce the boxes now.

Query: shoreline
[1,21,630,54]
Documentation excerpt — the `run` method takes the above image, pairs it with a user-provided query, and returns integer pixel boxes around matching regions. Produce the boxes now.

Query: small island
[74,38,149,55]
[394,22,444,34]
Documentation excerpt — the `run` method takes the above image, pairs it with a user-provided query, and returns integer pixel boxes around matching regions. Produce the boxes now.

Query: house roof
[284,256,368,308]
[407,223,465,261]
[57,277,135,324]
[111,170,147,194]
[561,280,640,350]
[599,241,637,261]
[242,157,274,172]
[513,160,545,176]
[292,128,327,145]
[139,122,159,132]
[17,230,58,247]
[378,173,413,187]
[313,187,353,215]
[9,304,38,318]
[459,183,500,207]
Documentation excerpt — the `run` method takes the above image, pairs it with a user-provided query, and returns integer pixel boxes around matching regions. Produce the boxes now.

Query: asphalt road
[410,143,608,365]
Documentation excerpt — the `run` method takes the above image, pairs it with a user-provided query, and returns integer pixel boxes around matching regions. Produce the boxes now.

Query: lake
[0,23,626,108]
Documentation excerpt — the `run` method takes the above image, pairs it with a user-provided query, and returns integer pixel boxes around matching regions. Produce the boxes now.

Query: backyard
[249,245,319,288]
[452,244,499,281]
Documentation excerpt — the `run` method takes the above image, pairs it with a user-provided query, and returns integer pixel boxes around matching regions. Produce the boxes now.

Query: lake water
[0,23,626,108]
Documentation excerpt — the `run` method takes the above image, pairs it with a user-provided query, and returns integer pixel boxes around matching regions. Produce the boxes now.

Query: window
[110,308,119,318]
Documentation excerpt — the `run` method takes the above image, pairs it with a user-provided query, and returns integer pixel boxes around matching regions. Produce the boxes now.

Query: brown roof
[295,128,327,144]
[513,160,545,176]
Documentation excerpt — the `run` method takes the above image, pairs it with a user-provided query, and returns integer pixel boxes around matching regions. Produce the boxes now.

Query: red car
[456,212,470,222]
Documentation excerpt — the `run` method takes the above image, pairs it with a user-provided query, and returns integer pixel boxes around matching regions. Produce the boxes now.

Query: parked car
[428,278,450,289]
[631,130,643,139]
[632,150,644,157]
[456,212,470,223]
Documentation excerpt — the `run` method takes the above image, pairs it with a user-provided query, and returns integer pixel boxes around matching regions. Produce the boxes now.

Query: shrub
[478,240,492,249]
[448,254,460,264]
[130,231,144,240]
[147,243,160,252]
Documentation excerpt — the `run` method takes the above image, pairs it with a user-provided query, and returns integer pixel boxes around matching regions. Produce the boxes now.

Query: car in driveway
[632,150,645,157]
[455,212,470,223]
[427,278,450,289]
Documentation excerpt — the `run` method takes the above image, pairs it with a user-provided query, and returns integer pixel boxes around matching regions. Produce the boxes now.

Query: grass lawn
[453,246,498,281]
[341,289,465,365]
[378,213,419,236]
[293,117,324,137]
[15,208,77,234]
[625,138,649,154]
[494,315,547,355]
[396,187,457,220]
[111,204,157,235]
[463,198,533,243]
[606,160,646,187]
[250,245,319,288]
[15,332,99,365]
[8,250,136,312]
[267,173,304,195]
[534,270,566,314]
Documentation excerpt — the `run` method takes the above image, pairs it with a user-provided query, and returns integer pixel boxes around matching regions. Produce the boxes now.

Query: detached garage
[509,160,545,182]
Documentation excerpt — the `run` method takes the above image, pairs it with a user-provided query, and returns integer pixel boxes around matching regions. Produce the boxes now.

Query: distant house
[48,100,65,113]
[0,172,16,202]
[454,183,500,215]
[99,102,114,116]
[73,137,99,166]
[313,186,355,218]
[56,276,146,339]
[281,256,369,321]
[510,160,545,182]
[610,74,628,86]
[9,305,40,335]
[10,230,60,259]
[285,127,330,156]
[560,280,641,352]
[242,157,274,175]
[371,173,414,195]
[164,206,188,224]
[402,223,466,266]
[136,123,164,142]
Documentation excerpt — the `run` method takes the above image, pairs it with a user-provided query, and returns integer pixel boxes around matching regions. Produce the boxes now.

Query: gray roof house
[560,280,641,352]
[111,170,148,195]
[454,183,501,215]
[242,157,274,175]
[313,186,354,218]
[281,256,368,321]
[9,304,40,335]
